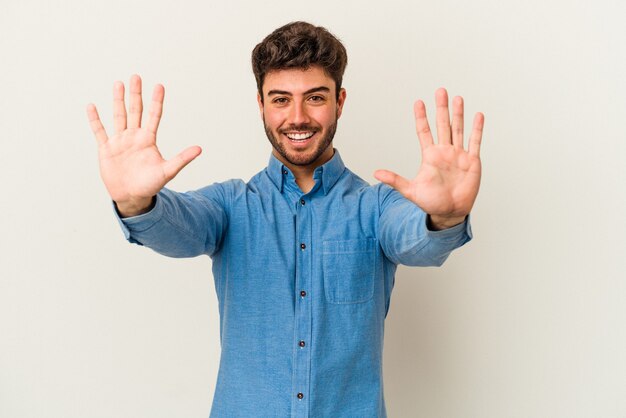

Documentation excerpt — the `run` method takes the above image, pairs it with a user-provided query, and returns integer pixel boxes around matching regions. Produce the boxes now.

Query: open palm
[86,75,201,216]
[375,88,484,229]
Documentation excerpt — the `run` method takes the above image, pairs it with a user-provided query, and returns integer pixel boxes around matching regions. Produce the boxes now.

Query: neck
[274,148,334,193]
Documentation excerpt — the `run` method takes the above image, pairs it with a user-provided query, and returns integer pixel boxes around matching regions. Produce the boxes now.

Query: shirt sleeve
[377,184,472,266]
[114,182,232,258]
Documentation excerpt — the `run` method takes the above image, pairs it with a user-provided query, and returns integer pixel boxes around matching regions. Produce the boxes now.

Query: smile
[285,131,315,141]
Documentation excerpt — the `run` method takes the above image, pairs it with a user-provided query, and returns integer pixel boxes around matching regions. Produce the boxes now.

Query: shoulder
[340,169,400,202]
[193,165,274,201]
[177,178,245,210]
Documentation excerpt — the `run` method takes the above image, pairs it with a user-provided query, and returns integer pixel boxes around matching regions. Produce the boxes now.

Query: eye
[307,94,326,105]
[272,97,289,105]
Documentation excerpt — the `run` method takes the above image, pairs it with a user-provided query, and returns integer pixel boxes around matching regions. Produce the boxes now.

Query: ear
[336,88,347,119]
[256,92,264,119]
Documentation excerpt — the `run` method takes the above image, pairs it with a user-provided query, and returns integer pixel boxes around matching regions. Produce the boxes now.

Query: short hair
[251,21,348,101]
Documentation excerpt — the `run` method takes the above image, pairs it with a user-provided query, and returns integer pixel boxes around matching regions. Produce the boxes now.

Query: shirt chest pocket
[322,238,377,304]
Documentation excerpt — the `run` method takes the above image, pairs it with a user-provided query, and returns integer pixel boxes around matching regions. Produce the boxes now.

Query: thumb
[374,169,411,196]
[163,145,202,181]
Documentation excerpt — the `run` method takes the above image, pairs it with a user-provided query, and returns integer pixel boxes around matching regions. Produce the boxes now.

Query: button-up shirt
[116,150,472,417]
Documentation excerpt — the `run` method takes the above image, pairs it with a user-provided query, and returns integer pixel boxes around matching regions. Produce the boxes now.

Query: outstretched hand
[86,75,201,217]
[374,88,484,230]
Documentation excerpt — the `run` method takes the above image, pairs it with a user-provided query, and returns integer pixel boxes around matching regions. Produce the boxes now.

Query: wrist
[427,214,466,231]
[114,196,155,218]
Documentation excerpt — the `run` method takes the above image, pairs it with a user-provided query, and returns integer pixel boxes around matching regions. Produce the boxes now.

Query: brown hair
[251,21,348,102]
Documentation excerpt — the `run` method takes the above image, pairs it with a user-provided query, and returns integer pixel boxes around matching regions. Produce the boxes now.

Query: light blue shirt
[117,150,472,417]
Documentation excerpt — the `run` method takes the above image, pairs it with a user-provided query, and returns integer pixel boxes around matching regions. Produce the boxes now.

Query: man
[86,21,483,418]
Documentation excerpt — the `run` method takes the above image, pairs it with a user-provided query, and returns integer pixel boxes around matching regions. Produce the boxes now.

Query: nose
[288,100,311,127]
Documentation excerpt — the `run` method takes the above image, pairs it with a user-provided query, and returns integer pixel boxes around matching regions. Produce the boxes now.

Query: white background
[1,0,624,417]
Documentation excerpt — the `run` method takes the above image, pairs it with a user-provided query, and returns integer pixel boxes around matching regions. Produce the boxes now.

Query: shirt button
[297,392,304,399]
[300,243,306,250]
[300,198,306,205]
[299,340,306,347]
[300,290,307,297]
[282,169,288,175]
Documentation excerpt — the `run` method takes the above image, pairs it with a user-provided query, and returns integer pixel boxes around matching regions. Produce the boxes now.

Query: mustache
[278,124,320,133]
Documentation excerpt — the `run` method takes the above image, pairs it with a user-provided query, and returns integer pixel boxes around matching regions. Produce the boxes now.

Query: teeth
[286,132,314,140]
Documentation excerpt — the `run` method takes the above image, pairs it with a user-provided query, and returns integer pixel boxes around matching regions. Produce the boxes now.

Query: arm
[86,75,222,257]
[116,185,230,258]
[378,185,472,266]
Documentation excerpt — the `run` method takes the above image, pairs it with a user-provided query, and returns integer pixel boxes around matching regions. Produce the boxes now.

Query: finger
[112,81,127,134]
[435,87,452,145]
[146,84,165,134]
[468,112,485,157]
[373,169,412,197]
[451,96,464,149]
[163,146,202,181]
[86,103,109,145]
[127,74,143,129]
[414,100,434,150]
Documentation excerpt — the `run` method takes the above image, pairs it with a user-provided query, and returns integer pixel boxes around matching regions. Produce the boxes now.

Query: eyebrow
[267,86,331,96]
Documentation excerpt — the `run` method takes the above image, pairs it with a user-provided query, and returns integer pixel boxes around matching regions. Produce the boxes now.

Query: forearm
[378,187,472,266]
[116,187,228,258]
[383,209,471,266]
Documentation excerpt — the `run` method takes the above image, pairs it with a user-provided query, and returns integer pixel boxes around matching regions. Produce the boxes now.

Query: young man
[86,21,483,418]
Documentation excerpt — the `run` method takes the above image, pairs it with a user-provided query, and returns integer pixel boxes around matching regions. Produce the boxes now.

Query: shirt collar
[265,149,346,195]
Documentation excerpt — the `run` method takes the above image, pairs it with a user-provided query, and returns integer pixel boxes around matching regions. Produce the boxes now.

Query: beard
[263,117,338,167]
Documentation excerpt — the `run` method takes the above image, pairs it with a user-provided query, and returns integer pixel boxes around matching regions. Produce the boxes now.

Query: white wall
[1,0,624,417]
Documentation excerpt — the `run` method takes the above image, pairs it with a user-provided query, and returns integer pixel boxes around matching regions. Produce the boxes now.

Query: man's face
[258,66,346,168]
